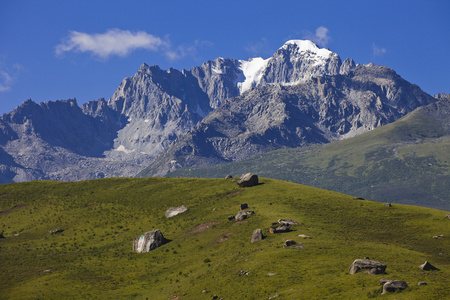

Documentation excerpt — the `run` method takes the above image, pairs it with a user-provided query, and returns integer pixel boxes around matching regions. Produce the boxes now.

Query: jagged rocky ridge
[0,40,438,182]
[140,64,436,176]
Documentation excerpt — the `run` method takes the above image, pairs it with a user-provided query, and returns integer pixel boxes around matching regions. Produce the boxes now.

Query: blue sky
[1,0,449,114]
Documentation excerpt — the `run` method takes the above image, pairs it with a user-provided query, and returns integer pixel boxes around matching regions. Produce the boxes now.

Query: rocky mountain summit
[0,40,438,182]
[140,64,436,176]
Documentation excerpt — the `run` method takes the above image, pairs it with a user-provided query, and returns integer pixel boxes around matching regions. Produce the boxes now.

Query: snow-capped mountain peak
[280,39,333,59]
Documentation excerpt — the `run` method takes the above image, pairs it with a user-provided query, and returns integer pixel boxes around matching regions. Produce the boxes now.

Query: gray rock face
[133,229,165,253]
[382,280,408,294]
[349,258,386,275]
[251,228,263,243]
[143,64,436,177]
[237,173,258,187]
[165,205,188,218]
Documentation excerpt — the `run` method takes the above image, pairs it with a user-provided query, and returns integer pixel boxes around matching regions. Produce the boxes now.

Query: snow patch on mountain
[281,40,333,59]
[236,57,270,94]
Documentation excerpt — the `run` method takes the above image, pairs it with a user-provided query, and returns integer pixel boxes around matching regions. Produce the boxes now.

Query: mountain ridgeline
[0,40,437,183]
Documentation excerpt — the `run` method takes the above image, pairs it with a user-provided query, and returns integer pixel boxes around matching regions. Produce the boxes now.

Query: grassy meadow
[0,177,449,299]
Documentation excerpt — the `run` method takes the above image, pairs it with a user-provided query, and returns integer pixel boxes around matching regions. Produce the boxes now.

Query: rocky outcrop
[237,173,258,187]
[143,64,436,177]
[133,229,165,253]
[278,219,298,225]
[165,205,188,218]
[349,258,386,275]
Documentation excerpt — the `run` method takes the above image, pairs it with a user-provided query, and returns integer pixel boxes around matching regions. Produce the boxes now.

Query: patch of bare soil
[0,203,29,215]
[0,193,11,198]
[227,190,245,196]
[216,232,233,243]
[187,222,221,234]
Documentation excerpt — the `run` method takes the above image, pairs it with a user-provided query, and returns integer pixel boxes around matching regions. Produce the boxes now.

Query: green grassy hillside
[167,103,450,211]
[0,178,449,299]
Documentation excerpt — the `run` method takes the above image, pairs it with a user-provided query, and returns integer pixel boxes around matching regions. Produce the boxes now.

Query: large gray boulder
[133,229,165,253]
[237,173,258,187]
[349,258,386,275]
[165,205,188,218]
[382,280,408,294]
[251,229,263,243]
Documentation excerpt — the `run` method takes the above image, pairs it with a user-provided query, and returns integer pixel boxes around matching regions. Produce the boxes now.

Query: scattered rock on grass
[382,280,408,294]
[133,229,166,253]
[283,240,304,249]
[235,210,254,221]
[386,203,392,207]
[240,203,248,210]
[419,261,439,271]
[165,205,188,218]
[278,219,298,225]
[418,281,427,286]
[225,175,233,179]
[433,234,444,239]
[251,229,263,243]
[349,258,386,275]
[237,173,258,187]
[269,224,290,234]
[227,215,235,221]
[48,229,64,235]
[297,234,311,238]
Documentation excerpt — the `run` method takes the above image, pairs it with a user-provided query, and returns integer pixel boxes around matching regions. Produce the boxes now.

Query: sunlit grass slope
[0,177,449,299]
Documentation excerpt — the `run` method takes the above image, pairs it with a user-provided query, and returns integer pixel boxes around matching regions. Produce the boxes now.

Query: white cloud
[55,29,170,59]
[0,63,23,92]
[372,44,387,56]
[303,26,331,47]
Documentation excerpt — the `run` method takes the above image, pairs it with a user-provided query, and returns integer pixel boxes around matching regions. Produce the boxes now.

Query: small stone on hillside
[269,224,290,234]
[267,273,277,276]
[418,281,427,286]
[386,203,392,207]
[349,258,386,275]
[237,173,258,187]
[227,215,235,221]
[165,205,188,218]
[419,261,439,271]
[235,210,254,221]
[297,234,311,238]
[382,280,408,294]
[283,240,304,249]
[48,229,64,235]
[240,203,248,210]
[433,234,444,239]
[445,214,450,219]
[268,294,281,299]
[251,228,263,243]
[133,229,166,253]
[278,219,298,225]
[225,175,233,179]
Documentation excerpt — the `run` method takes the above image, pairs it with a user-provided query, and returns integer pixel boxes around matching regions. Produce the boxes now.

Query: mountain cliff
[140,63,436,176]
[0,40,438,183]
